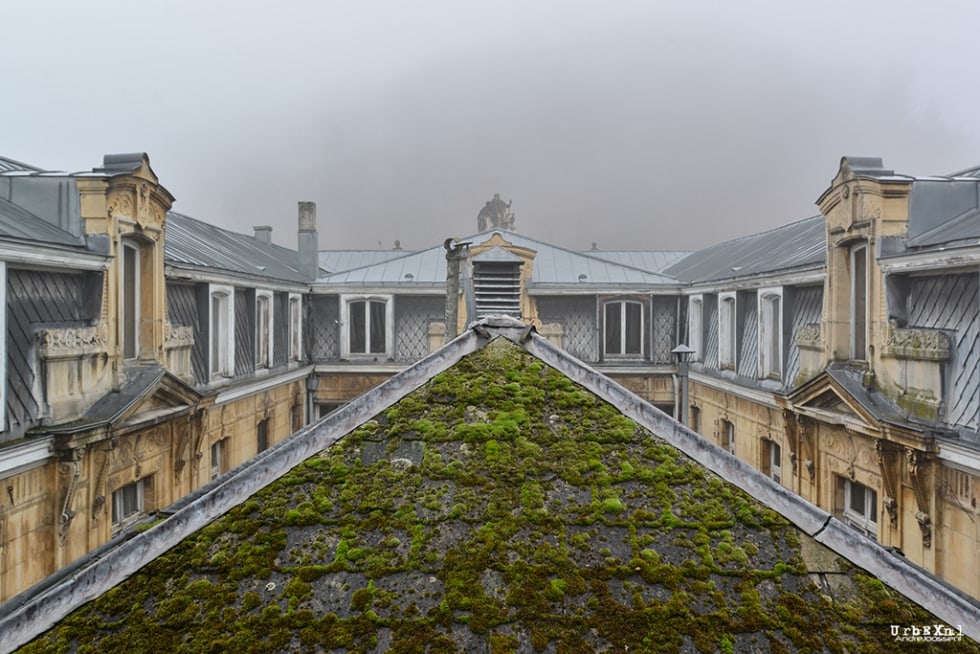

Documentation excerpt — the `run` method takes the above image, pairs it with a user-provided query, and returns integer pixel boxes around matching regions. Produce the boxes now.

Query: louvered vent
[473,262,522,318]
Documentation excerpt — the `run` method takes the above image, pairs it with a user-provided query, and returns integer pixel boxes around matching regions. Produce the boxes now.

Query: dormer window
[850,243,868,360]
[341,295,393,358]
[603,299,644,357]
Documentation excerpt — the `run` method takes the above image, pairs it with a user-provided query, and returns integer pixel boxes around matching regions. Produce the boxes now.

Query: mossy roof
[16,337,980,653]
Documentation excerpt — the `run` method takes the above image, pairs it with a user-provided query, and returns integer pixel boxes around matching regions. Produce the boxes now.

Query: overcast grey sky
[4,1,979,251]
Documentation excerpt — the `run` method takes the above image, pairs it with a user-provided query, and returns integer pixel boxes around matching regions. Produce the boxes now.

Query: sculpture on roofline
[478,193,516,231]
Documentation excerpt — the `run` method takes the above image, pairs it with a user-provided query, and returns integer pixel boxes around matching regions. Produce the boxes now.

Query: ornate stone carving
[884,321,951,361]
[906,448,933,548]
[874,439,900,528]
[795,415,815,481]
[39,324,108,358]
[108,193,134,220]
[164,322,195,349]
[58,449,84,546]
[795,324,823,351]
[91,448,111,523]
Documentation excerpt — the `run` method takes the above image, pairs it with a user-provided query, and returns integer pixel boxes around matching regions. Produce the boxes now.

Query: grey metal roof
[165,211,307,284]
[583,249,691,272]
[664,215,826,284]
[907,205,980,250]
[318,229,680,289]
[0,155,44,174]
[899,177,980,253]
[319,250,412,274]
[0,196,84,248]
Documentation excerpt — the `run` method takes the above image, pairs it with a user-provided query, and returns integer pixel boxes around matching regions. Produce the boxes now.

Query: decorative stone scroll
[57,449,84,546]
[885,322,951,361]
[795,415,816,481]
[906,448,933,548]
[795,324,823,351]
[39,324,108,359]
[874,439,900,528]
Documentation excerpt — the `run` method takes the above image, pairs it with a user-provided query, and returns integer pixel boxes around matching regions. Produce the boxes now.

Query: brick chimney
[297,202,319,280]
[253,225,272,243]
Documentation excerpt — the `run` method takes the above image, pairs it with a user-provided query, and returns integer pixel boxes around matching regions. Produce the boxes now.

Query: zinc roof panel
[0,196,84,247]
[664,216,825,283]
[165,212,306,283]
[317,229,679,288]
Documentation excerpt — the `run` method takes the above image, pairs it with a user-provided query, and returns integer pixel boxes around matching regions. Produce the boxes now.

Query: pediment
[116,371,202,429]
[77,365,202,431]
[787,369,879,434]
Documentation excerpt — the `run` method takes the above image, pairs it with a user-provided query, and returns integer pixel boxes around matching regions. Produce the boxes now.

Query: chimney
[297,202,319,280]
[253,225,272,244]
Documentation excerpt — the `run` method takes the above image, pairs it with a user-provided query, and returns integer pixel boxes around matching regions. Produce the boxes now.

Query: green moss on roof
[20,339,980,653]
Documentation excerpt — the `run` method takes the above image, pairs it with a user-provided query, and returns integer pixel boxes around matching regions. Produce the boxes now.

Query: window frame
[340,294,393,358]
[210,439,226,481]
[758,287,783,380]
[111,478,145,532]
[255,289,274,369]
[841,476,878,539]
[688,295,703,362]
[850,243,869,361]
[765,439,782,484]
[689,405,701,433]
[257,417,270,453]
[209,284,235,380]
[288,293,303,362]
[718,292,737,370]
[602,298,645,358]
[120,240,141,360]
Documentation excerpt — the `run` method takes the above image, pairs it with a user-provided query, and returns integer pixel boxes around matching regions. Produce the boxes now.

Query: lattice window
[310,296,339,361]
[396,296,442,362]
[536,296,597,362]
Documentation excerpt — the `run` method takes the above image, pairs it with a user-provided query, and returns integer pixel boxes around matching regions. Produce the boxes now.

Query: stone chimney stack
[298,201,319,280]
[253,225,272,243]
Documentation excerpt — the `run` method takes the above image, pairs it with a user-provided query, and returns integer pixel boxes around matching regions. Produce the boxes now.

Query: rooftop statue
[477,193,515,231]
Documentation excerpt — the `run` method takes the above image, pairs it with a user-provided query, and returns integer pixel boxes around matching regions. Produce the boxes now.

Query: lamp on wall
[671,344,696,425]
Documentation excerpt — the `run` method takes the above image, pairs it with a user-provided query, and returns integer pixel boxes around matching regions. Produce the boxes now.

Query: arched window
[255,290,273,368]
[759,289,782,379]
[120,241,140,360]
[850,243,868,360]
[209,285,234,378]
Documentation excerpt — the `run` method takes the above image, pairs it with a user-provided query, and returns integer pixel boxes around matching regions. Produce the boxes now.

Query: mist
[4,1,979,252]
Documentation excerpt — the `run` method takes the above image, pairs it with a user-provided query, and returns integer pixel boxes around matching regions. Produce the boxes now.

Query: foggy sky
[4,1,980,252]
